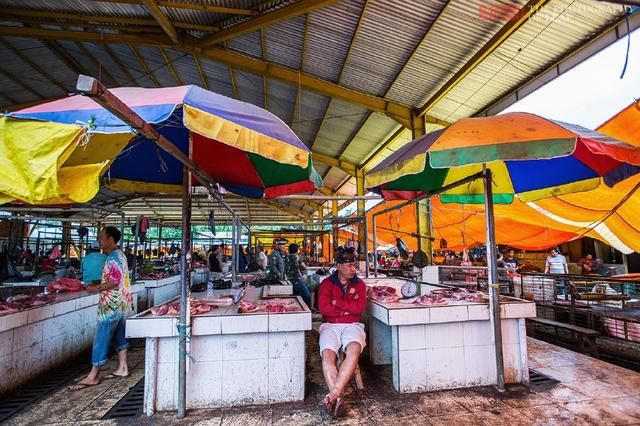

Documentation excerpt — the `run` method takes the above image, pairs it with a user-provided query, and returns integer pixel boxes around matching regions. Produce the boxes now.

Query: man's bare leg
[111,349,129,377]
[321,349,338,390]
[327,342,361,402]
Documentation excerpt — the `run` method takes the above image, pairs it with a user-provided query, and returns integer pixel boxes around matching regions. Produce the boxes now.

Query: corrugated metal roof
[384,0,529,107]
[264,14,305,69]
[428,0,624,122]
[291,89,331,147]
[0,0,631,216]
[304,0,365,82]
[339,0,449,97]
[266,78,297,126]
[311,99,369,155]
[341,112,398,164]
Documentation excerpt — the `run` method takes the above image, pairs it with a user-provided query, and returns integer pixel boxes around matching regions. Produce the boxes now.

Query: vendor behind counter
[81,242,107,285]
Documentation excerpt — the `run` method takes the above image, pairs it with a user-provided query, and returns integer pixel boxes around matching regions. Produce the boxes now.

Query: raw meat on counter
[139,271,172,280]
[263,298,301,313]
[190,303,212,315]
[0,293,57,314]
[415,294,449,306]
[47,278,84,293]
[368,285,402,303]
[149,296,235,316]
[237,300,259,313]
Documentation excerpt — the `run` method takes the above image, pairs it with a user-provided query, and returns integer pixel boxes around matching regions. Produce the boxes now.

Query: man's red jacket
[318,272,367,323]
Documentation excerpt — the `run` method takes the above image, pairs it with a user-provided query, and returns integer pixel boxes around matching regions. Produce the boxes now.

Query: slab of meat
[47,278,84,293]
[150,304,169,316]
[3,293,57,311]
[415,294,449,306]
[368,285,401,303]
[0,304,19,315]
[190,303,212,315]
[166,303,180,316]
[238,300,259,314]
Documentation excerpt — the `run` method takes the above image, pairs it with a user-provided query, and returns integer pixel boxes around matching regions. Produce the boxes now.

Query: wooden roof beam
[416,0,550,118]
[91,0,257,16]
[103,44,140,86]
[128,44,161,87]
[141,0,179,44]
[0,8,218,33]
[192,53,209,90]
[160,47,182,85]
[311,152,357,177]
[42,39,92,78]
[361,126,408,170]
[197,0,339,48]
[0,26,415,127]
[73,41,121,86]
[197,46,413,128]
[0,38,69,93]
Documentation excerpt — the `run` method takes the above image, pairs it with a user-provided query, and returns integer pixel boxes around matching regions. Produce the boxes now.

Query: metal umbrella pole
[372,216,378,277]
[231,214,237,281]
[483,165,505,392]
[177,143,193,418]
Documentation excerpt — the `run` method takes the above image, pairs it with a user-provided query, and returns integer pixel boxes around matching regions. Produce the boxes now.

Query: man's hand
[86,284,99,293]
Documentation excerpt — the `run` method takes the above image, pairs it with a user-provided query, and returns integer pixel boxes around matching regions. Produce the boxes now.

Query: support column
[331,199,338,262]
[483,166,505,392]
[317,205,324,262]
[356,168,366,261]
[177,139,193,418]
[417,199,433,265]
[412,113,431,264]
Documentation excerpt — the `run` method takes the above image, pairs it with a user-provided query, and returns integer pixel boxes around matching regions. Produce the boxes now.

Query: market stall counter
[126,287,311,414]
[364,277,536,393]
[0,288,139,396]
[135,274,182,311]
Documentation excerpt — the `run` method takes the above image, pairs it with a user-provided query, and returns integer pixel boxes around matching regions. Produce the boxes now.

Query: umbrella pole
[483,165,505,392]
[372,216,378,277]
[177,144,193,418]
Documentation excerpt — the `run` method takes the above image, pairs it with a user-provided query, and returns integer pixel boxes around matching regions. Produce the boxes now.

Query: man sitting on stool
[318,247,366,417]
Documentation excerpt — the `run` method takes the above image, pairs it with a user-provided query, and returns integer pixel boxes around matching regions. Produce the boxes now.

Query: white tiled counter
[365,279,536,393]
[136,275,182,309]
[191,268,208,285]
[126,289,312,414]
[0,292,96,395]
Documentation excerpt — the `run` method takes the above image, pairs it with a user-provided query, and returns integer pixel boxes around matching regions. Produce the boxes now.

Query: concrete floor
[6,336,640,425]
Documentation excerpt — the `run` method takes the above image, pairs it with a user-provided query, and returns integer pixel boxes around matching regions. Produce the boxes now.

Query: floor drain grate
[102,377,145,420]
[0,361,90,423]
[528,369,559,390]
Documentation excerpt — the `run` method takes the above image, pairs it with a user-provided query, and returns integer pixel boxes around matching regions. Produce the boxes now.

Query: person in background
[124,247,134,269]
[578,254,594,274]
[69,227,132,390]
[81,241,107,285]
[208,245,223,280]
[268,240,286,280]
[257,246,268,270]
[285,243,311,307]
[55,262,77,279]
[545,248,568,274]
[503,249,520,273]
[237,246,248,273]
[318,247,366,417]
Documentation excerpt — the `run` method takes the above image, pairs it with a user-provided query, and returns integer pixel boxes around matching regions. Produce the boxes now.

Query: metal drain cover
[102,377,145,420]
[528,368,559,390]
[0,362,90,423]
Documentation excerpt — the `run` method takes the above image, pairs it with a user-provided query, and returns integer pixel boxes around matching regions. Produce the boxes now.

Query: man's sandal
[333,397,347,417]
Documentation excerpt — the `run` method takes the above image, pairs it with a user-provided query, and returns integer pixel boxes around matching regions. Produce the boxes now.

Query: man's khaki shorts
[319,322,366,355]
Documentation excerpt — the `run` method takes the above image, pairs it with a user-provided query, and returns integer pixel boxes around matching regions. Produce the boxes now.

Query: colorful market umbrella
[11,85,322,201]
[366,112,640,204]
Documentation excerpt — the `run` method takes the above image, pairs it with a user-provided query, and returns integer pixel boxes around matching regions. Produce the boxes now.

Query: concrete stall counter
[365,278,536,393]
[126,289,311,413]
[0,290,139,396]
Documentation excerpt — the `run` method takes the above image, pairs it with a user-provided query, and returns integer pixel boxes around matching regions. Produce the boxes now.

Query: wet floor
[6,336,640,425]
